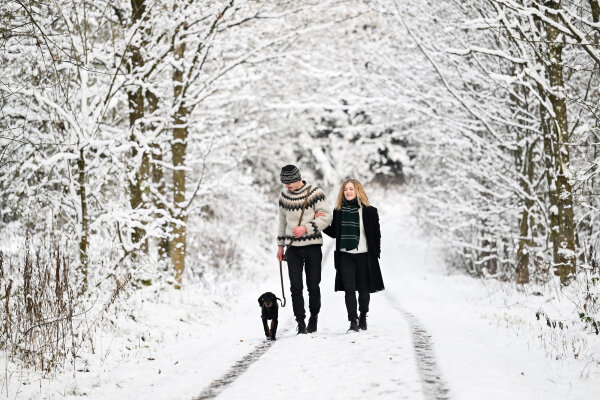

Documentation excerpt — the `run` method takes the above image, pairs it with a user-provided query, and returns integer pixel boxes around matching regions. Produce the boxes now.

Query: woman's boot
[307,314,318,333]
[359,313,367,330]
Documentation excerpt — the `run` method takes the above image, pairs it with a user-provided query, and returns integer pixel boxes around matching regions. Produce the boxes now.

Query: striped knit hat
[280,165,301,184]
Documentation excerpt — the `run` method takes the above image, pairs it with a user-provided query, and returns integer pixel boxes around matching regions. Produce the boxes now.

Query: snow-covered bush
[0,238,129,374]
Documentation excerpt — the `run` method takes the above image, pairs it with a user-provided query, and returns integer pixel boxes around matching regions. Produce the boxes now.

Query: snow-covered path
[15,192,600,399]
[197,191,600,400]
[191,196,454,400]
[203,251,428,400]
[379,194,600,400]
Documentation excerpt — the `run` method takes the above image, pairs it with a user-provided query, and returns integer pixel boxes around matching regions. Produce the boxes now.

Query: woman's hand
[292,225,307,238]
[315,211,325,218]
[277,246,284,261]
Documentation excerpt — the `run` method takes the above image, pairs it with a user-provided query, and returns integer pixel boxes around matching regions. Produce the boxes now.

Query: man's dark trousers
[286,244,322,322]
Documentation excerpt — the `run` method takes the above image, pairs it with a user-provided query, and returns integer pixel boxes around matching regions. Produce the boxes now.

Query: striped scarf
[340,198,360,251]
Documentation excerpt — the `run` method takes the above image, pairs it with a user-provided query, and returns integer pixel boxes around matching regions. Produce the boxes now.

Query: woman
[323,178,384,332]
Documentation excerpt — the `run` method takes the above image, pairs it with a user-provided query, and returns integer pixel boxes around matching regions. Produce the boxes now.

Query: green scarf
[340,198,360,251]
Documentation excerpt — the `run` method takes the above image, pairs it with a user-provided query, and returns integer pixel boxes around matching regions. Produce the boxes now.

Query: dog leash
[278,260,286,307]
[278,185,312,308]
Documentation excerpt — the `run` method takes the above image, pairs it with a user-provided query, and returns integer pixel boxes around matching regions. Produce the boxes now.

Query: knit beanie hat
[280,165,301,184]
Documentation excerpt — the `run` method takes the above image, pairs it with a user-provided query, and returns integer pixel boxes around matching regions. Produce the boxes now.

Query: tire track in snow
[385,293,451,400]
[193,339,274,400]
[194,242,335,400]
[193,320,293,400]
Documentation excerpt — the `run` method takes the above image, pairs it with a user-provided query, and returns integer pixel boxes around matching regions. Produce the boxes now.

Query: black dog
[258,292,280,341]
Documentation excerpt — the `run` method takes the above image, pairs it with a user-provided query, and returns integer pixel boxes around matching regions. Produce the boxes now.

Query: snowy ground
[381,192,600,400]
[6,190,600,399]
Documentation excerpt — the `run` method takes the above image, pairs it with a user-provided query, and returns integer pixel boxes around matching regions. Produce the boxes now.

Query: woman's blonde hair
[335,178,370,210]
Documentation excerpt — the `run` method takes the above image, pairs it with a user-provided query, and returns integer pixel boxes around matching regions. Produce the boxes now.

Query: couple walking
[276,165,384,334]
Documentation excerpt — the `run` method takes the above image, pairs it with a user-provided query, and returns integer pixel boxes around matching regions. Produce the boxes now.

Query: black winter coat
[323,205,385,293]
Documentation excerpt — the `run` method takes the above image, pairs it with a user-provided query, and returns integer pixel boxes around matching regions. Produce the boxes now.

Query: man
[277,165,332,334]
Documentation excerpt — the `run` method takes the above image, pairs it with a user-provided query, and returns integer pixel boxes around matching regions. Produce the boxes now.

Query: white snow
[380,191,600,400]
[5,190,600,399]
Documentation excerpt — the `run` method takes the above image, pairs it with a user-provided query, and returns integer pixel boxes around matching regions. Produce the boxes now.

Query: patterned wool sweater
[277,181,333,247]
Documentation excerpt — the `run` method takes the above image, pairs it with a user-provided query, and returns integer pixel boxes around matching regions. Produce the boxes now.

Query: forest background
[1,0,599,391]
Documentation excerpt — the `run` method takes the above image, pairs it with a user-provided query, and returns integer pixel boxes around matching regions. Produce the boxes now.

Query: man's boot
[307,314,318,333]
[297,319,307,334]
[348,318,359,332]
[359,313,367,330]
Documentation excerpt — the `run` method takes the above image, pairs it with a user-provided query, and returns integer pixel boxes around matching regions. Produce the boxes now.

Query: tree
[371,0,600,285]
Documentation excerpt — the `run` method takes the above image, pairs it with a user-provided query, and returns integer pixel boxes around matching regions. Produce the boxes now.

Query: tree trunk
[509,80,536,284]
[171,39,187,286]
[590,0,600,23]
[515,142,534,284]
[588,0,600,241]
[147,88,169,262]
[128,0,149,255]
[540,96,560,255]
[545,2,576,284]
[127,79,148,254]
[77,148,89,294]
[479,225,497,276]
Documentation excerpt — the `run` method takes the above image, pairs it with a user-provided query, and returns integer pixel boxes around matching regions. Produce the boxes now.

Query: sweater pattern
[277,182,332,247]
